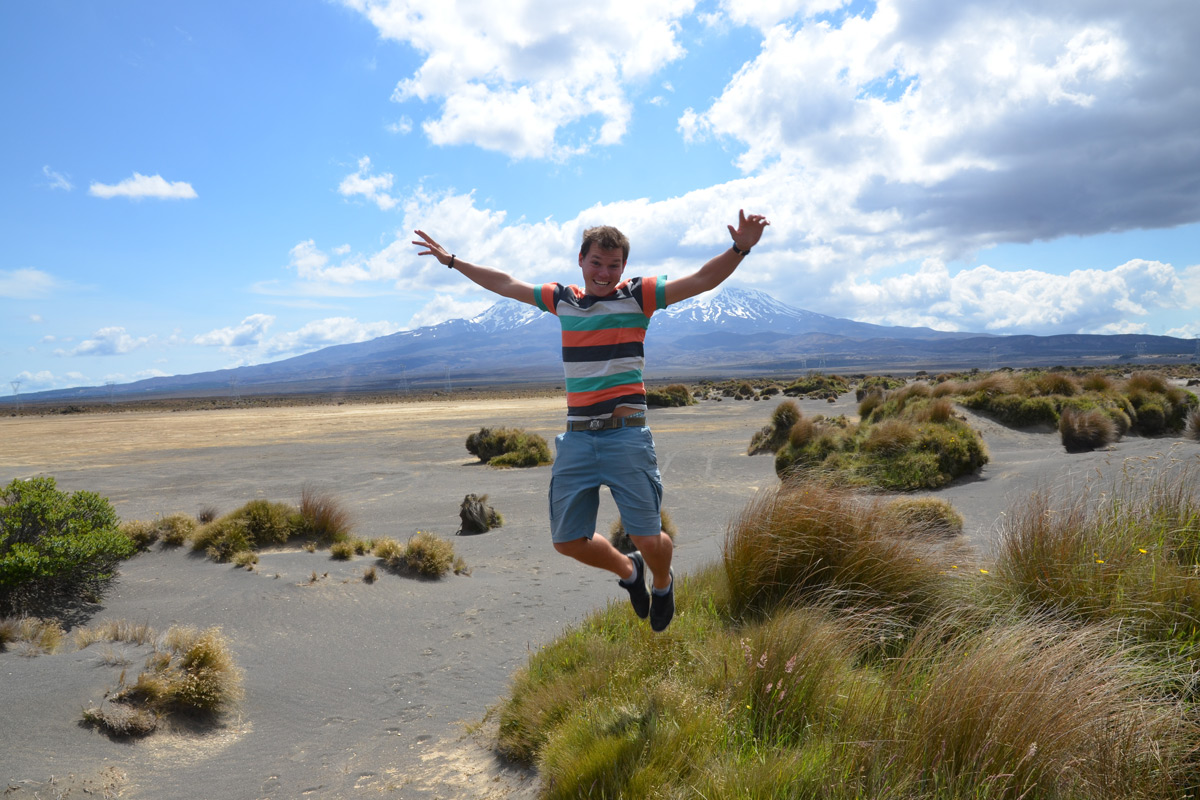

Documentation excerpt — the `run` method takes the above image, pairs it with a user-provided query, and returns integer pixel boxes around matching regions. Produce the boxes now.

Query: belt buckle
[588,419,604,431]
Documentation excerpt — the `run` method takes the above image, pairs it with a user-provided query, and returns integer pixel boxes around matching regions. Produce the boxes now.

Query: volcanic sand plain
[2,392,1196,798]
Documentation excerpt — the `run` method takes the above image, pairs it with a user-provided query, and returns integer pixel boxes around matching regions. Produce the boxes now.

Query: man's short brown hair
[579,225,630,263]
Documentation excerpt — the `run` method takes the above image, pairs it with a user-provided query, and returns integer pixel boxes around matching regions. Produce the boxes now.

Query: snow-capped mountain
[469,301,546,333]
[18,287,1195,403]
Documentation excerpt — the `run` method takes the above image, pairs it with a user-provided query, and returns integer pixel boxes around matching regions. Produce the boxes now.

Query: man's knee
[553,537,587,557]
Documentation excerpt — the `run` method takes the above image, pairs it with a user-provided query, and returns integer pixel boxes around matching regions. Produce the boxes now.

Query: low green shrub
[1,477,137,616]
[772,392,987,491]
[783,373,850,398]
[963,391,1059,427]
[466,427,553,467]
[855,375,906,401]
[646,383,696,407]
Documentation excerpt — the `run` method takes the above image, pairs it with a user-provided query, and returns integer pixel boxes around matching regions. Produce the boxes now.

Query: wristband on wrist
[731,244,751,256]
[448,254,456,269]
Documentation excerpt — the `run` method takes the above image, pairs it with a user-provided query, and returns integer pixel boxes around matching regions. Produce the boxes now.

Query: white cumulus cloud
[65,327,153,356]
[193,314,276,347]
[262,317,400,357]
[42,165,74,191]
[338,156,398,210]
[407,294,494,329]
[0,268,66,299]
[831,258,1187,335]
[89,172,198,200]
[341,0,693,160]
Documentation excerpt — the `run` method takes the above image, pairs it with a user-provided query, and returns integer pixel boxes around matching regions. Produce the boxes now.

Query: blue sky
[3,0,1199,394]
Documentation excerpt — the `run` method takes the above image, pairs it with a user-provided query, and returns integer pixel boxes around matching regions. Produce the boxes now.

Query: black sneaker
[649,569,675,632]
[619,551,650,619]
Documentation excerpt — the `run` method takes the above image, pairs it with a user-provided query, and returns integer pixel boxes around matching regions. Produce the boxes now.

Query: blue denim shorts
[549,425,663,544]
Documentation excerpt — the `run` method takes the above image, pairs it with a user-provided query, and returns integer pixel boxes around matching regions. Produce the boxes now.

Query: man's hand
[412,229,451,266]
[727,209,770,251]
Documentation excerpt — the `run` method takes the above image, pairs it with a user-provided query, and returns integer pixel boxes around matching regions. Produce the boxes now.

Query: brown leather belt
[567,415,647,432]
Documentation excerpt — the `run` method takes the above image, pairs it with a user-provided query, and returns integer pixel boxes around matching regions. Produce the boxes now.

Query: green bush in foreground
[466,427,553,468]
[496,468,1200,799]
[0,477,137,616]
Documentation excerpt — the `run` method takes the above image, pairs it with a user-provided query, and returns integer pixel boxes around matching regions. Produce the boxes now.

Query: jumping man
[412,210,770,631]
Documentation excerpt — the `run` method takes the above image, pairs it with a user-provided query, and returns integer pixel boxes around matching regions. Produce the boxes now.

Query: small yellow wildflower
[1096,559,1105,564]
[1139,548,1148,554]
[979,569,989,575]
[951,565,959,569]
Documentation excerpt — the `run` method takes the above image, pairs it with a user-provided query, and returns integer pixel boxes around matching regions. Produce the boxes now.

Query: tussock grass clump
[466,427,553,468]
[495,464,1200,798]
[1059,407,1118,452]
[74,619,156,650]
[646,383,696,407]
[747,400,801,455]
[193,499,298,562]
[608,510,677,554]
[120,513,199,550]
[723,480,955,622]
[329,540,356,560]
[84,625,243,737]
[1187,408,1200,441]
[188,490,355,563]
[882,496,965,538]
[158,513,198,547]
[120,519,160,550]
[0,616,67,655]
[375,533,466,578]
[992,458,1200,648]
[296,485,353,542]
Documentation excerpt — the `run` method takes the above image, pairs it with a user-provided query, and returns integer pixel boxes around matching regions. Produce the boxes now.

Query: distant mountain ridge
[11,287,1196,403]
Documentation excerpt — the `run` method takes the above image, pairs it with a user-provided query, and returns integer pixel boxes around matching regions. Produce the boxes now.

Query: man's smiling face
[578,245,626,297]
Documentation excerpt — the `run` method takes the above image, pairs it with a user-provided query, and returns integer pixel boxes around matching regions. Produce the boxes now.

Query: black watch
[731,244,751,256]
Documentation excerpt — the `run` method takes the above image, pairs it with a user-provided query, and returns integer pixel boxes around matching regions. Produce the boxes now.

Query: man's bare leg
[630,531,673,590]
[554,534,635,579]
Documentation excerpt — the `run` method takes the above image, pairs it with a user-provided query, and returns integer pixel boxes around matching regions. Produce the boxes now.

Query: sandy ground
[2,393,1196,799]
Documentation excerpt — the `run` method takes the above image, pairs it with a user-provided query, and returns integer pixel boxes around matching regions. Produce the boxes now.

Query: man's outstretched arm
[664,210,770,306]
[412,229,537,305]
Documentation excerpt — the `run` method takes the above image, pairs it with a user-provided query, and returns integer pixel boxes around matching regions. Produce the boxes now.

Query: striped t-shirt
[533,276,669,419]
